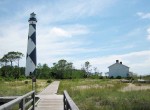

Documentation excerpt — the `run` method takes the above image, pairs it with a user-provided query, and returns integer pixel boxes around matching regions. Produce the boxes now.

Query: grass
[58,79,150,110]
[0,79,49,96]
[0,79,49,109]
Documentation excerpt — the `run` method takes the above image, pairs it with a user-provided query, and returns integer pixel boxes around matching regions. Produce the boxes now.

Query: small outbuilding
[108,60,129,78]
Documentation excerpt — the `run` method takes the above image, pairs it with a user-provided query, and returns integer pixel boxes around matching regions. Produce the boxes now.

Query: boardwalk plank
[35,81,63,110]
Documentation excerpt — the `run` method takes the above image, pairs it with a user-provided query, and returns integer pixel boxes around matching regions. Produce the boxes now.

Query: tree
[0,51,24,78]
[0,54,9,66]
[64,62,74,79]
[15,52,24,67]
[51,59,74,79]
[0,65,12,77]
[42,64,51,78]
[71,69,85,79]
[6,51,17,67]
[0,51,24,67]
[84,61,91,76]
[105,72,109,78]
[93,67,98,74]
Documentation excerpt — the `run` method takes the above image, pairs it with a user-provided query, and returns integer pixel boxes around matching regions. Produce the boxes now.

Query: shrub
[0,77,4,81]
[18,75,26,81]
[89,75,99,79]
[116,76,122,79]
[4,77,14,81]
[99,76,103,79]
[110,76,114,79]
[24,81,28,84]
[47,79,52,83]
[126,76,133,80]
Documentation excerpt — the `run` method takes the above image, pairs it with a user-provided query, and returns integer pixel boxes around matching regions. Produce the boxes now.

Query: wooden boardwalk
[35,81,63,110]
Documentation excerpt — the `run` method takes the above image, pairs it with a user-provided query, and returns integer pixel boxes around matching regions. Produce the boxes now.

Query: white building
[108,60,129,78]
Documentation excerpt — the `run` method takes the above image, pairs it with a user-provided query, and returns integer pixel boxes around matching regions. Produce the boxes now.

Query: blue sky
[0,0,150,75]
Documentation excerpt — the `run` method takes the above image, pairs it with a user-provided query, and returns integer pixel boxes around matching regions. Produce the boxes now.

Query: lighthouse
[25,12,37,76]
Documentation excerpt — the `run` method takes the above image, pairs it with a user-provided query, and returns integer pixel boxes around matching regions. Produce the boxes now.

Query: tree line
[0,51,102,80]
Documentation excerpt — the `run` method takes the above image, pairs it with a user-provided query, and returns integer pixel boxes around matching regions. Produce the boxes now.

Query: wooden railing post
[63,93,66,110]
[19,98,25,110]
[66,100,69,110]
[32,92,35,110]
[63,90,79,110]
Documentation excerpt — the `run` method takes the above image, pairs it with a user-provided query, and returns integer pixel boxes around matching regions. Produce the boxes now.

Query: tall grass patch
[0,79,49,96]
[58,79,150,110]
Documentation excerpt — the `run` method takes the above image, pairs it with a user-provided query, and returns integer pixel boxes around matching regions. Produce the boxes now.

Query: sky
[0,0,150,75]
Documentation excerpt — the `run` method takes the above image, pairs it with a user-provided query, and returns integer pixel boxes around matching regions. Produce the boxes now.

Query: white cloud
[49,27,71,38]
[59,0,116,17]
[36,24,89,55]
[74,50,150,75]
[0,22,27,58]
[15,0,117,24]
[66,24,89,35]
[0,22,90,59]
[46,25,89,38]
[137,12,150,19]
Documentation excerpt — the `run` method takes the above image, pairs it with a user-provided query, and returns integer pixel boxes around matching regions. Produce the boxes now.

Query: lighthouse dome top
[30,12,36,18]
[29,12,37,22]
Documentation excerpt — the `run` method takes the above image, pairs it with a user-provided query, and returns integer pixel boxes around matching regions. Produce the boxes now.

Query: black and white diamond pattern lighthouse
[25,12,37,76]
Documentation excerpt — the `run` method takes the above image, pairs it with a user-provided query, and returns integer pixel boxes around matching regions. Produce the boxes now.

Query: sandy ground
[74,83,150,91]
[75,84,114,90]
[76,85,101,89]
[121,83,150,92]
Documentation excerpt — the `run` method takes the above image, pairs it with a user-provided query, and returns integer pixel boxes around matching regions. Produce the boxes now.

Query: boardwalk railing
[63,90,79,110]
[0,91,35,110]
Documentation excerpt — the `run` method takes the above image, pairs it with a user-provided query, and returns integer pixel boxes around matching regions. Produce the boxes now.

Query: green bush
[24,81,28,84]
[4,77,14,81]
[126,76,133,80]
[0,77,4,81]
[109,76,114,79]
[47,79,52,83]
[18,75,26,81]
[99,76,103,79]
[116,76,122,79]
